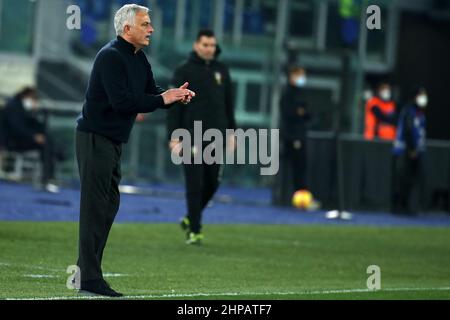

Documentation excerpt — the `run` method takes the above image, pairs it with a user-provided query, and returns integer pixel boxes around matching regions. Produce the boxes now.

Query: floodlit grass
[0,222,449,299]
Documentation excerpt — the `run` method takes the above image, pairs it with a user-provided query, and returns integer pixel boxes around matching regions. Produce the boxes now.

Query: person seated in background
[364,81,398,141]
[2,87,63,192]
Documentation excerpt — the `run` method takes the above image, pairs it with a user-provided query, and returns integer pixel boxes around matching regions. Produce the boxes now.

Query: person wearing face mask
[279,66,311,198]
[364,82,397,141]
[392,87,428,215]
[2,87,61,192]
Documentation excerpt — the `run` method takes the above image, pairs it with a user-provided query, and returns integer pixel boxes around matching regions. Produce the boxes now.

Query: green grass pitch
[0,222,449,299]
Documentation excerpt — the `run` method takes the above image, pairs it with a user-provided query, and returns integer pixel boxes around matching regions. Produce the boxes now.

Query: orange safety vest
[364,96,396,141]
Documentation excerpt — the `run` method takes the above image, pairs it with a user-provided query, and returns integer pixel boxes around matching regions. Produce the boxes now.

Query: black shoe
[79,279,123,297]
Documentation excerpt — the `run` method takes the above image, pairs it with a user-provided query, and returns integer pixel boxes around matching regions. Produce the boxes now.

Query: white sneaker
[45,183,60,193]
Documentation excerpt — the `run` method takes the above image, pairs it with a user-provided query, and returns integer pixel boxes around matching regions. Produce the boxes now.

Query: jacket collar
[117,36,138,55]
[189,51,212,65]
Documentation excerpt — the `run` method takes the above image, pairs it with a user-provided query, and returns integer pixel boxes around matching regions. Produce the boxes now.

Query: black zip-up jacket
[77,36,167,144]
[167,51,236,140]
[280,85,311,142]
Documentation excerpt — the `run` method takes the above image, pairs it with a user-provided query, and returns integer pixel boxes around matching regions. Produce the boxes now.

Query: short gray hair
[114,4,149,36]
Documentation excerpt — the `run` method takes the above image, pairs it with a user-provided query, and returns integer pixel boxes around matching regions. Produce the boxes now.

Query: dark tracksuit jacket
[75,36,170,282]
[167,51,236,233]
[167,51,236,138]
[280,84,311,190]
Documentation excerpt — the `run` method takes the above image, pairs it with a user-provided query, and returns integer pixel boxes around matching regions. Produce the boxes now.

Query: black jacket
[167,51,236,140]
[2,96,45,147]
[77,36,167,144]
[280,85,310,142]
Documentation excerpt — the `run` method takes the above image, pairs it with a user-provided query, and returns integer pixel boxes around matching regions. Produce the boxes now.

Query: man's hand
[136,113,146,122]
[179,82,195,105]
[162,82,196,105]
[409,150,418,159]
[34,134,46,145]
[227,134,236,153]
[169,139,183,155]
[297,107,306,117]
[293,140,302,149]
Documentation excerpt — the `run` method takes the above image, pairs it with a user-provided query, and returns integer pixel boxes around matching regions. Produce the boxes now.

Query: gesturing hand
[179,82,195,105]
[162,82,196,105]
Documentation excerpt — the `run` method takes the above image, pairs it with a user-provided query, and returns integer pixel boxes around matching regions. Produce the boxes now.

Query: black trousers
[76,131,122,282]
[392,154,425,214]
[183,162,222,234]
[283,139,308,191]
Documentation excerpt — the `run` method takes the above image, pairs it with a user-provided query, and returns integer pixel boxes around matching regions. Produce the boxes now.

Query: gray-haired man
[75,4,195,297]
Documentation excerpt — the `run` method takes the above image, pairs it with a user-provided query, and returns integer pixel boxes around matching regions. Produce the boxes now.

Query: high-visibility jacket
[364,96,396,141]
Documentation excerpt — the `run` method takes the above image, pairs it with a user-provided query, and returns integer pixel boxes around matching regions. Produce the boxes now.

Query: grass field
[0,221,449,300]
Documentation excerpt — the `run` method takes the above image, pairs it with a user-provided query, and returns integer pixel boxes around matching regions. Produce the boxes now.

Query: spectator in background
[2,87,62,192]
[338,0,362,49]
[392,87,428,215]
[280,66,311,192]
[364,81,397,141]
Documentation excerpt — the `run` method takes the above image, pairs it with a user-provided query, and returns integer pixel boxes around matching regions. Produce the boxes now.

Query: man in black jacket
[2,87,60,191]
[280,66,311,193]
[75,4,194,297]
[167,29,236,245]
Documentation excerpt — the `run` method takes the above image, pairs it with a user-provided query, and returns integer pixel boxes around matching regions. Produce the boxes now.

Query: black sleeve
[100,50,165,114]
[145,60,166,96]
[4,108,36,141]
[281,93,309,119]
[166,67,185,141]
[300,105,312,121]
[372,106,397,125]
[279,92,295,141]
[224,67,237,130]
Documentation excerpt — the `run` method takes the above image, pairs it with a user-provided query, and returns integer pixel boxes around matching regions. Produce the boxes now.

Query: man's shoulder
[95,40,124,63]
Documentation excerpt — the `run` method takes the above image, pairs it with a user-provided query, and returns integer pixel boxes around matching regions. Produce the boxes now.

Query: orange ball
[292,189,313,209]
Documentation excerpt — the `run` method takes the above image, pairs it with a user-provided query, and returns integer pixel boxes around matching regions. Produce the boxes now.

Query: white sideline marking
[1,261,128,278]
[103,273,129,278]
[6,287,450,300]
[23,274,58,279]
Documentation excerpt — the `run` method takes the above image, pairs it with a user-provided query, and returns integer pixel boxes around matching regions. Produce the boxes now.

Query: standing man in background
[392,87,428,215]
[279,66,311,193]
[75,4,194,297]
[167,29,236,245]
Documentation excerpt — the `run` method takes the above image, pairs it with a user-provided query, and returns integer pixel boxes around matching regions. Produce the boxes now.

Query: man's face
[22,95,38,111]
[378,84,392,101]
[194,36,217,61]
[125,11,153,50]
[289,69,306,86]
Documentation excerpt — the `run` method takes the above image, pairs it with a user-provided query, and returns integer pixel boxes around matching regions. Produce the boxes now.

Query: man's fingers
[179,82,189,90]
